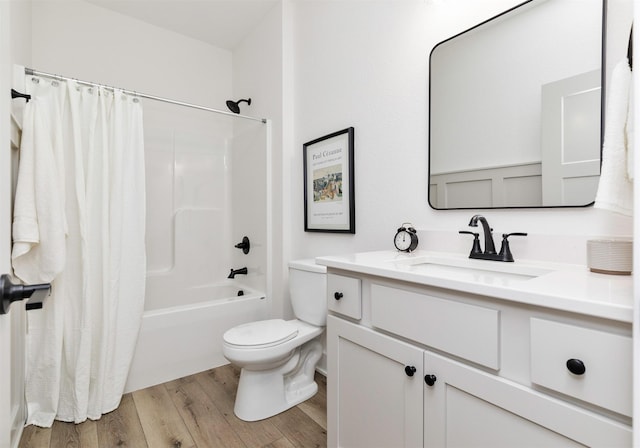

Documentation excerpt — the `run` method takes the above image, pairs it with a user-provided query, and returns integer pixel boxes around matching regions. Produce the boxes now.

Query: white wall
[31,0,231,106]
[290,0,633,266]
[10,0,31,69]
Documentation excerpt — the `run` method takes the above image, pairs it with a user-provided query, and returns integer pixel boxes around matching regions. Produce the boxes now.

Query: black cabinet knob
[404,366,416,377]
[424,374,437,386]
[566,358,586,375]
[334,292,343,300]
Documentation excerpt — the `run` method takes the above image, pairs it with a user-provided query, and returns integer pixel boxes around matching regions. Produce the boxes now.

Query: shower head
[226,98,251,114]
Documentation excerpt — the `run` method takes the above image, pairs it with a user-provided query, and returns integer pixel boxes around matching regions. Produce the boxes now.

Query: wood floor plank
[262,437,297,448]
[49,419,99,448]
[97,393,148,448]
[18,424,52,448]
[297,373,327,431]
[208,363,241,395]
[133,384,196,448]
[166,376,247,448]
[194,367,284,448]
[270,406,327,448]
[164,372,197,391]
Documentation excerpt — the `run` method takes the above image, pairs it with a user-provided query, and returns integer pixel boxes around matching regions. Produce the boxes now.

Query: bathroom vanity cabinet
[320,252,633,448]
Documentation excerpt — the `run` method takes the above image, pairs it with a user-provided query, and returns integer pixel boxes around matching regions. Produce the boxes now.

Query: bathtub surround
[13,77,146,426]
[129,111,271,391]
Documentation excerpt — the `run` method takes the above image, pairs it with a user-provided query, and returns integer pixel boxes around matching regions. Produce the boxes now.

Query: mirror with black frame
[428,0,604,209]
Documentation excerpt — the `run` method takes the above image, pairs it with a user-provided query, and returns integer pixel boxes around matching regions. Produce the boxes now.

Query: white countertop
[316,250,633,323]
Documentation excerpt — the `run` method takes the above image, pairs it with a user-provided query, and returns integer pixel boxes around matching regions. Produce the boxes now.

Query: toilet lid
[223,319,298,348]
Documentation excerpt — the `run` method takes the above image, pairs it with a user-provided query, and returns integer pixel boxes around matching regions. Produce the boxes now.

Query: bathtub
[124,282,269,393]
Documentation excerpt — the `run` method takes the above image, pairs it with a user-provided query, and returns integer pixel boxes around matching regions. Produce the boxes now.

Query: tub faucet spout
[228,267,248,279]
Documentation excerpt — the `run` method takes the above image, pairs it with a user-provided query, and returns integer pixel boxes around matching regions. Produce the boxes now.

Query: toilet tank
[288,259,327,326]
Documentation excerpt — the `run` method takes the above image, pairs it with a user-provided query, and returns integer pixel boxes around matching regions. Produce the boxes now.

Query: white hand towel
[12,90,66,284]
[594,59,633,215]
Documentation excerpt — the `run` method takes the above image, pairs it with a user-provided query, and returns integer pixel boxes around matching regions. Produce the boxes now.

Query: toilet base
[233,339,322,421]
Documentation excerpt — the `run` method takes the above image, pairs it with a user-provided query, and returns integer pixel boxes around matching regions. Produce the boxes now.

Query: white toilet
[222,259,327,421]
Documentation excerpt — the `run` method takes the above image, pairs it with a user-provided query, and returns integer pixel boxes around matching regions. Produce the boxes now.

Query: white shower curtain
[12,76,146,426]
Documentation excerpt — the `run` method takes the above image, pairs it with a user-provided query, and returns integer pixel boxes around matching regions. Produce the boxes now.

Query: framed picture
[303,127,355,233]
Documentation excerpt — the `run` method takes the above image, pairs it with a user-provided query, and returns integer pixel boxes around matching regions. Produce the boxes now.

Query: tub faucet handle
[234,236,250,254]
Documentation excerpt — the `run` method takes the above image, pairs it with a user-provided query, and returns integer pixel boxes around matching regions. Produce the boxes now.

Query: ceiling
[84,0,279,50]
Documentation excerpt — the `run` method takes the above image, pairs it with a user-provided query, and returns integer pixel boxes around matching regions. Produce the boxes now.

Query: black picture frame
[303,127,355,233]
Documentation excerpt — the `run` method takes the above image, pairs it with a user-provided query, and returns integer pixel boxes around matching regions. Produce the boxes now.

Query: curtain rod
[23,67,267,124]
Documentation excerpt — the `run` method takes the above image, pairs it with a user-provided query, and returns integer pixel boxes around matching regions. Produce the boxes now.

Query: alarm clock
[394,223,418,252]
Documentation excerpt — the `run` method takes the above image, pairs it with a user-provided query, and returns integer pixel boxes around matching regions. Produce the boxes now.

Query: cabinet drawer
[530,318,632,417]
[327,274,361,319]
[371,284,500,369]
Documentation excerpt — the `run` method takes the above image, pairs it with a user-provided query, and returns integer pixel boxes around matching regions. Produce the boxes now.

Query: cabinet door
[327,315,423,448]
[424,352,631,448]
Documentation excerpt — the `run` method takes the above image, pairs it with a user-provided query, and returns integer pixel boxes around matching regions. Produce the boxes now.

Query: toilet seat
[224,319,298,349]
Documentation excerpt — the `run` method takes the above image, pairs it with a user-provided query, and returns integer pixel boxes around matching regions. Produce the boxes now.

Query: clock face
[394,230,414,251]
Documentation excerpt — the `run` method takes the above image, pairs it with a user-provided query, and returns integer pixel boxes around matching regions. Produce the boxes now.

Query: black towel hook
[11,88,30,102]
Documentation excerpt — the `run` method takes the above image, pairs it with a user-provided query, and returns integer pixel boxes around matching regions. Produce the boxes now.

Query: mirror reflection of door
[541,70,601,206]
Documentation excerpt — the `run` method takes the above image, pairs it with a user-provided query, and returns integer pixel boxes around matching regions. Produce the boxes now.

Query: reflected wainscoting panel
[429,163,542,209]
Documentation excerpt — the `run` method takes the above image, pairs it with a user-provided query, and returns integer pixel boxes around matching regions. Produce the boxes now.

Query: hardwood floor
[18,365,327,448]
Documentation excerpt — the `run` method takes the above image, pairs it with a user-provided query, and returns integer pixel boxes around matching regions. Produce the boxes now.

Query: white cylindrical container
[587,238,633,275]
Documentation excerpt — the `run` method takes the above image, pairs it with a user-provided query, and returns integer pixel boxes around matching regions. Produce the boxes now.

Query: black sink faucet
[468,214,496,255]
[460,215,528,262]
[228,267,248,279]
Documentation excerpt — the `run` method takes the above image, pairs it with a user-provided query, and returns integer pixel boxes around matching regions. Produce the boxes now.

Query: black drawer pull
[334,292,343,300]
[566,358,586,375]
[404,366,416,377]
[424,374,437,386]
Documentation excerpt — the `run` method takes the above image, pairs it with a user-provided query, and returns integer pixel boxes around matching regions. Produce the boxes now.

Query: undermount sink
[390,255,554,285]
